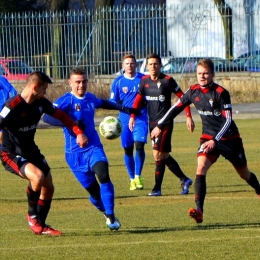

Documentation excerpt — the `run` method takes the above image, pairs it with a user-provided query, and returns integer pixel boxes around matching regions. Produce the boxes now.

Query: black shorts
[198,137,247,169]
[150,122,173,153]
[0,151,50,177]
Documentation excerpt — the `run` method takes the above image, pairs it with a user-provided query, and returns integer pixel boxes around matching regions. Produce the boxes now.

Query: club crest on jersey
[209,99,214,107]
[145,83,149,88]
[157,81,161,89]
[75,103,81,111]
[122,87,128,93]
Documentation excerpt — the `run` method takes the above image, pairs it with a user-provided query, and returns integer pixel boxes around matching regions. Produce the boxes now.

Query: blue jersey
[110,72,148,126]
[0,76,17,110]
[53,92,103,153]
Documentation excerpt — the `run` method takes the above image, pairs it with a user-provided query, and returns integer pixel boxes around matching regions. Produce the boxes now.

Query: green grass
[1,119,260,260]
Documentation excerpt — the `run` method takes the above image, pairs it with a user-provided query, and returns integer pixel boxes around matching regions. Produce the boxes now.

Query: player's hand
[151,126,161,138]
[201,140,215,153]
[121,106,140,115]
[77,133,88,148]
[186,117,195,132]
[129,117,135,131]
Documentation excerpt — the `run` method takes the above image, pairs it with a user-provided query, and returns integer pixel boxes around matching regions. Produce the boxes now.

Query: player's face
[122,58,137,76]
[69,74,88,97]
[35,83,48,99]
[196,65,215,87]
[146,58,161,78]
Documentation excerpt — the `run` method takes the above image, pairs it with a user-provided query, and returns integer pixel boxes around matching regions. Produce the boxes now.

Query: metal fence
[0,2,260,80]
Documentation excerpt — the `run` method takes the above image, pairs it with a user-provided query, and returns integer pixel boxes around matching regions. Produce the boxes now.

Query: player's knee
[92,161,111,183]
[124,145,134,156]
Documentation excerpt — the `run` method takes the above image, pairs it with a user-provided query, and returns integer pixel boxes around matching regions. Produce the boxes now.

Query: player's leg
[91,148,121,230]
[189,140,218,224]
[224,138,260,197]
[86,180,105,212]
[133,120,147,189]
[121,125,136,190]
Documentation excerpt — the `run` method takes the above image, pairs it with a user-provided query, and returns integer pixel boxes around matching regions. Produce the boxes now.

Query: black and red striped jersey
[158,82,239,141]
[0,95,56,157]
[137,73,185,126]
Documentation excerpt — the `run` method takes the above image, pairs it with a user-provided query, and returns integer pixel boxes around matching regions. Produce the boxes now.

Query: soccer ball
[99,116,122,140]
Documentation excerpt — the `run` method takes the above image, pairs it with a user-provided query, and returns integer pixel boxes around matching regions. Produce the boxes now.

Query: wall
[11,72,260,104]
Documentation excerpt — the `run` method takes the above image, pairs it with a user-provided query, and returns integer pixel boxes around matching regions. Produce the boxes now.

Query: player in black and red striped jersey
[151,58,260,223]
[0,71,87,235]
[129,53,195,196]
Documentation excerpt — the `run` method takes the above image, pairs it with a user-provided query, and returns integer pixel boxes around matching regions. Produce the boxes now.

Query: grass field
[1,119,260,260]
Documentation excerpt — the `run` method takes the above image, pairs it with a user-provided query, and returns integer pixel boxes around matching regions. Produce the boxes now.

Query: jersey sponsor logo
[0,106,10,118]
[197,110,213,116]
[146,96,158,101]
[18,124,37,132]
[223,104,232,109]
[145,95,165,102]
[158,95,165,102]
[122,87,128,93]
[213,109,221,116]
[157,81,161,89]
[75,103,81,111]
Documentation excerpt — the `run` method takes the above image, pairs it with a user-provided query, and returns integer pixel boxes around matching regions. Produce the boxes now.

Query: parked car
[0,58,34,80]
[161,57,238,74]
[233,50,260,72]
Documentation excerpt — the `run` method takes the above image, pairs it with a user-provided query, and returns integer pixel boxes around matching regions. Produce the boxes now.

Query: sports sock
[37,199,51,226]
[135,148,145,177]
[26,186,40,216]
[164,155,188,181]
[153,160,165,191]
[89,195,105,212]
[124,154,135,179]
[247,172,260,195]
[194,175,206,212]
[100,182,115,216]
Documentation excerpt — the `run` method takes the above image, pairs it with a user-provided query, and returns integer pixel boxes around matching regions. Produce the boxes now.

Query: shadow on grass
[60,222,260,237]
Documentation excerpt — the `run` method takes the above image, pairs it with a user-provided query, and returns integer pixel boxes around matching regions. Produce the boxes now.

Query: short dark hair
[27,71,53,84]
[197,58,215,73]
[146,53,162,65]
[122,54,136,63]
[69,67,87,78]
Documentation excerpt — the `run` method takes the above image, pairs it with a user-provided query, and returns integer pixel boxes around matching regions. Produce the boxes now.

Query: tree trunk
[214,0,233,59]
[50,0,70,79]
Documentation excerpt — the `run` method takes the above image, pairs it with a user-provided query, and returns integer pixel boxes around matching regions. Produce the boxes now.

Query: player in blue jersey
[0,76,17,149]
[110,54,148,191]
[43,67,139,231]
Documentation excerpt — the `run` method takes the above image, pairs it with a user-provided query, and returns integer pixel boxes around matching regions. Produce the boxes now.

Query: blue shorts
[120,120,148,148]
[65,145,108,188]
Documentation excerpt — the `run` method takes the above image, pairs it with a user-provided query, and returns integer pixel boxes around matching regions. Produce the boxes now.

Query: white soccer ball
[99,116,122,140]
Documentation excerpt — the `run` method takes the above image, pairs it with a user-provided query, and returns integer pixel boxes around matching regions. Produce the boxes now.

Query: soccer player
[129,53,194,196]
[0,71,88,235]
[151,58,260,223]
[43,67,139,230]
[0,76,17,149]
[110,54,148,191]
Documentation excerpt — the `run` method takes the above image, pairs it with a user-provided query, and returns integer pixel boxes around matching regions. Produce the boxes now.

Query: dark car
[161,57,237,74]
[233,50,260,72]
